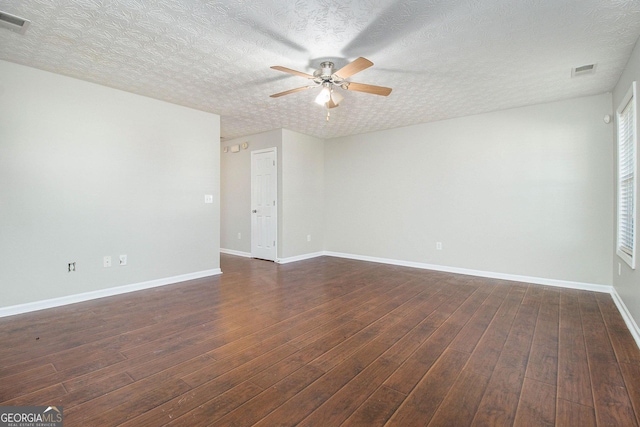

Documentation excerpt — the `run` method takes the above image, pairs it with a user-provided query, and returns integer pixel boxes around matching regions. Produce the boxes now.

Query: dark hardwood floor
[1,254,640,426]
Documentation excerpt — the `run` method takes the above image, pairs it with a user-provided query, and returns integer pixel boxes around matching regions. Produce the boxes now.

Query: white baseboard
[323,251,612,293]
[220,249,324,264]
[277,252,325,264]
[220,248,252,258]
[610,287,640,349]
[0,268,222,318]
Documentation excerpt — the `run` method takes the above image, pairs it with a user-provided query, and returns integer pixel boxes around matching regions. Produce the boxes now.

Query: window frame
[617,81,638,269]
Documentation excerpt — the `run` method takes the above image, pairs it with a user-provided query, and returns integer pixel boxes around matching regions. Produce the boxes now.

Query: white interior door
[251,148,277,261]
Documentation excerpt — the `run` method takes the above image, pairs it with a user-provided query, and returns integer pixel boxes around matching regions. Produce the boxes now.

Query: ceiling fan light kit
[314,83,332,106]
[330,89,344,106]
[270,57,392,116]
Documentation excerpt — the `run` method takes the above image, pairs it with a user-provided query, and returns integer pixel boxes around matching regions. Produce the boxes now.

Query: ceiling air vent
[571,63,596,78]
[0,11,30,35]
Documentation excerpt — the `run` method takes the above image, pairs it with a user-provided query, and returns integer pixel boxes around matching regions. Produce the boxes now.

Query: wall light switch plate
[119,255,127,266]
[436,242,442,250]
[204,195,213,204]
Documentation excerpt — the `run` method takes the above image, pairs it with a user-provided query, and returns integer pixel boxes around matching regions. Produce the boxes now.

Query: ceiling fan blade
[271,66,315,79]
[346,82,392,96]
[270,86,315,98]
[334,57,373,79]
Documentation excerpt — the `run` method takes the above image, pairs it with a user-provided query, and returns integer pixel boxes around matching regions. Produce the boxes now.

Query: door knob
[252,210,257,213]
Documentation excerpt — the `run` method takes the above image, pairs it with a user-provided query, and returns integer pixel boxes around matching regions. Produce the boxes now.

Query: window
[617,81,638,269]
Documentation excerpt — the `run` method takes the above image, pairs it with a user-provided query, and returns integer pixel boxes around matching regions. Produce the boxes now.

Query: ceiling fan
[269,57,392,110]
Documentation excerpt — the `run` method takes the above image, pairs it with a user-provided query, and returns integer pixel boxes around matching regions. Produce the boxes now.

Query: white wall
[324,94,614,286]
[0,60,220,308]
[281,129,324,258]
[613,38,640,327]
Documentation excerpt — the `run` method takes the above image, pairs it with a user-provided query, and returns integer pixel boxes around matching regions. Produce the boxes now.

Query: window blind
[618,82,637,268]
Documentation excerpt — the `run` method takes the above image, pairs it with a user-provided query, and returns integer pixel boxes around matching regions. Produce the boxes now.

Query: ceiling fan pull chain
[326,109,330,122]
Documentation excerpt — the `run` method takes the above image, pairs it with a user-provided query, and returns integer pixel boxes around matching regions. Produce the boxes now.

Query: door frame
[250,147,278,261]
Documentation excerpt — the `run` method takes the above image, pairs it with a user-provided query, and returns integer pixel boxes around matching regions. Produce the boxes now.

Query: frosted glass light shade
[315,86,331,105]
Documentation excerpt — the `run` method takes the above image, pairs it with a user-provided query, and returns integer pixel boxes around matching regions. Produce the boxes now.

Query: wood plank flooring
[1,254,640,426]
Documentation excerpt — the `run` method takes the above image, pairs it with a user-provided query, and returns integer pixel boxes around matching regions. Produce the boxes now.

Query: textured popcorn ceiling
[1,0,639,140]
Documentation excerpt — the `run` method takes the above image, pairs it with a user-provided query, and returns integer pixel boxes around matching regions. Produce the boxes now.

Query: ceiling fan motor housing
[314,61,347,88]
[319,61,334,78]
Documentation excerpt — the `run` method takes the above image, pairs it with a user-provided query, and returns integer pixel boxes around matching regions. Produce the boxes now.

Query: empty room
[2,0,640,426]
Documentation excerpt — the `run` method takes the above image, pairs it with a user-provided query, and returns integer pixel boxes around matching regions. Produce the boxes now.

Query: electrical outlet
[119,255,127,266]
[237,232,241,240]
[68,262,76,272]
[436,242,442,250]
[204,194,213,204]
[104,256,112,268]
[307,235,311,242]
